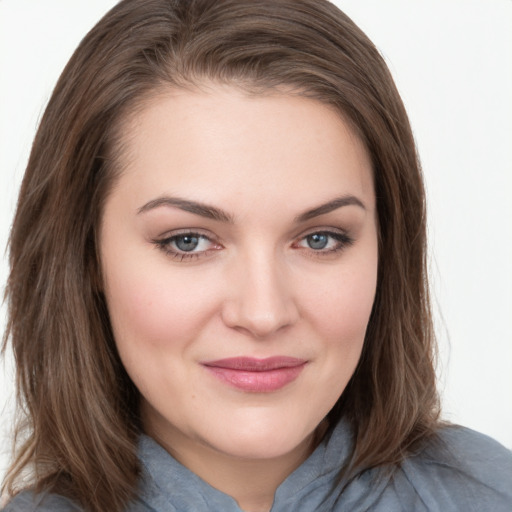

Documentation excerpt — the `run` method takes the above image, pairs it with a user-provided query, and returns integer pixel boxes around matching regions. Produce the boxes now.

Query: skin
[100,84,378,512]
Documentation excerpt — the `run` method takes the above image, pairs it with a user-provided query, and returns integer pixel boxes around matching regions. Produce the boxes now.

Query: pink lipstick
[202,356,307,392]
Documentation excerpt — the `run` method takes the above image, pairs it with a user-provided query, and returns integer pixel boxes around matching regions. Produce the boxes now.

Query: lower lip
[203,364,306,392]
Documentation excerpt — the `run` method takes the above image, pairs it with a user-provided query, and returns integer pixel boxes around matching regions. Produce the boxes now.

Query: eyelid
[151,226,354,262]
[291,227,354,255]
[156,227,214,238]
[293,226,349,242]
[152,228,223,261]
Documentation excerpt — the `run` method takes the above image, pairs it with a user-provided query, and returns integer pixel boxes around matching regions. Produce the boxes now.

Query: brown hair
[2,0,440,510]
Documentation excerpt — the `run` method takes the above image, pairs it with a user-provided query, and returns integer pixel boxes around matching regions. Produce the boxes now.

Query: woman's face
[100,85,378,466]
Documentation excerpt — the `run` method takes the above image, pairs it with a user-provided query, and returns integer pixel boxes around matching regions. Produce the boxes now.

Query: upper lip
[202,356,307,372]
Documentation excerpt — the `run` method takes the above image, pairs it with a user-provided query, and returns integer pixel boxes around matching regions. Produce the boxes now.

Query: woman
[1,0,511,511]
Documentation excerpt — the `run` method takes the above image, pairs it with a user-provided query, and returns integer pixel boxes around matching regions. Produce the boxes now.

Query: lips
[201,356,307,392]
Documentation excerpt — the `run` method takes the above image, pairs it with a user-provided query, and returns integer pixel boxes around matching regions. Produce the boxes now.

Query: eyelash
[152,229,354,262]
[152,231,220,262]
[292,230,354,257]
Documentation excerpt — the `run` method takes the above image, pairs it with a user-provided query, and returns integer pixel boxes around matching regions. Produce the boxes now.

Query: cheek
[304,260,377,344]
[103,257,220,359]
[298,247,378,397]
[329,278,375,340]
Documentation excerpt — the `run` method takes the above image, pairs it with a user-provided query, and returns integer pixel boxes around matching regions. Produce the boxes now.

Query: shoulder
[396,425,512,511]
[1,491,82,512]
[419,424,512,484]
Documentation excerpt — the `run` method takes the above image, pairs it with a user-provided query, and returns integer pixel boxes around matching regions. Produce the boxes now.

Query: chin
[204,414,318,461]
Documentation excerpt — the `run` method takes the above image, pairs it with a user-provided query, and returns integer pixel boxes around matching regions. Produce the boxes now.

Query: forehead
[110,85,375,216]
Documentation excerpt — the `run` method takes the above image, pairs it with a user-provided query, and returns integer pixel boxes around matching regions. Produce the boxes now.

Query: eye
[305,233,330,250]
[294,230,353,255]
[153,231,221,261]
[173,234,203,252]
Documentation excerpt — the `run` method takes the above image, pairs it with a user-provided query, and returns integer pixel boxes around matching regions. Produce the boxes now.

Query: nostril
[220,290,299,338]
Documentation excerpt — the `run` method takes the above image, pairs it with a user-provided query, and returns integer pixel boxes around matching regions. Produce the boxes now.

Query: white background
[1,0,511,485]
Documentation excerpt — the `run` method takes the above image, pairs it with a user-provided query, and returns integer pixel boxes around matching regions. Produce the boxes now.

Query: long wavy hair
[2,1,439,510]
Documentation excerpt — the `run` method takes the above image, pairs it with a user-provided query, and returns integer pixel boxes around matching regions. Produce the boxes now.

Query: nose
[221,251,299,339]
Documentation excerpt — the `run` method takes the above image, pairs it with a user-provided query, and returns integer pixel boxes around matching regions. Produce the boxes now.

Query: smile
[201,356,307,393]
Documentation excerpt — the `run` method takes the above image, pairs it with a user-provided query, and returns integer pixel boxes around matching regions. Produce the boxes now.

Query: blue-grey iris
[307,233,328,250]
[175,235,199,252]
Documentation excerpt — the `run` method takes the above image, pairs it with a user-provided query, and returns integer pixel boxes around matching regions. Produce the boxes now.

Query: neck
[148,424,319,512]
[188,443,313,512]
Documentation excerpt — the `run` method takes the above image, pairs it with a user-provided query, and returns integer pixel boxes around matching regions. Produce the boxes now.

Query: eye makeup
[293,230,354,255]
[152,230,222,262]
[151,227,354,262]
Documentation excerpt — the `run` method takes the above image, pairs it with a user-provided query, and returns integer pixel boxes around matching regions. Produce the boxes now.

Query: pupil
[176,235,199,252]
[307,233,328,250]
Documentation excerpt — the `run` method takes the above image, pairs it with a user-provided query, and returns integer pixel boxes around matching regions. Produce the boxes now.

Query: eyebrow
[295,195,366,222]
[137,197,234,223]
[137,194,365,223]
